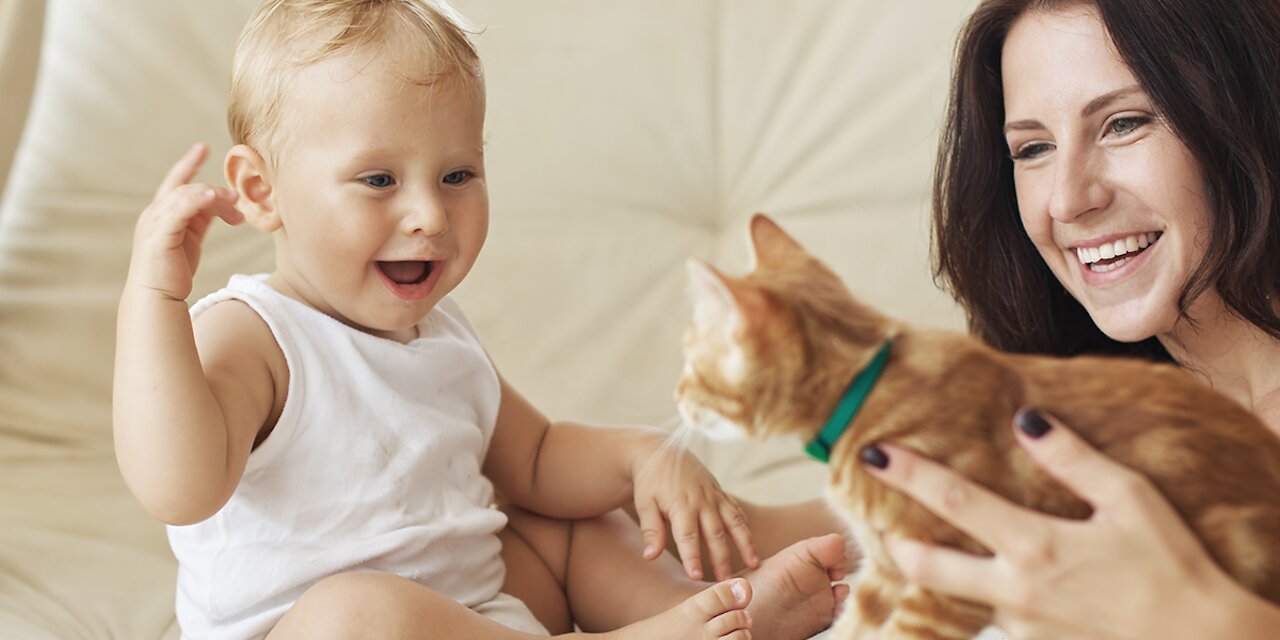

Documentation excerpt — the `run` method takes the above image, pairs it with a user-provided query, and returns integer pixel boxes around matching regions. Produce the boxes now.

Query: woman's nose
[1048,148,1111,223]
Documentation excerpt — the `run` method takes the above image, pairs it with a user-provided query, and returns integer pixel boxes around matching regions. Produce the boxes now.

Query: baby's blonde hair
[229,0,481,156]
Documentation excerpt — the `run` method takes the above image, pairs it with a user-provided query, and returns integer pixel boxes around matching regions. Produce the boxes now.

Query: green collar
[804,339,893,463]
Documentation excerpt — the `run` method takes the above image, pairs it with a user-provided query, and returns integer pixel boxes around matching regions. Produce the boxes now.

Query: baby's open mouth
[377,260,433,285]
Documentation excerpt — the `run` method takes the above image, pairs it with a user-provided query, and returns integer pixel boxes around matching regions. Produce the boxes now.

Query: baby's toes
[685,578,752,625]
[708,608,752,638]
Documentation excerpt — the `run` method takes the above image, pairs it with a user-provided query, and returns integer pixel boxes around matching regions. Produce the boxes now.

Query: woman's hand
[632,442,759,581]
[861,409,1279,640]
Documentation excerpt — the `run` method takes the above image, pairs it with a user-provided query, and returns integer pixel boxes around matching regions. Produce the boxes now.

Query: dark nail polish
[859,444,889,469]
[1017,409,1052,438]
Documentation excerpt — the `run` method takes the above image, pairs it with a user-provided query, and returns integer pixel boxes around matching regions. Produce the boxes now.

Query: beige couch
[0,1,974,637]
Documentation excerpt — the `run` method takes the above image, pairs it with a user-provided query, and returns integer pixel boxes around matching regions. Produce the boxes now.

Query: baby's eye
[1010,142,1053,161]
[442,170,473,185]
[361,174,396,189]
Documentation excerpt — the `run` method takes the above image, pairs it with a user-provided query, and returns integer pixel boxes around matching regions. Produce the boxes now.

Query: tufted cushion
[0,0,971,636]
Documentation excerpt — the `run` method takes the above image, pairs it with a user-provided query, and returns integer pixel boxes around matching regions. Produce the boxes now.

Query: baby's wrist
[626,426,673,479]
[121,279,188,305]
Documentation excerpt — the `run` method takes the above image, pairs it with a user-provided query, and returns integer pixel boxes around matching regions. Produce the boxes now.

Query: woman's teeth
[1075,232,1161,272]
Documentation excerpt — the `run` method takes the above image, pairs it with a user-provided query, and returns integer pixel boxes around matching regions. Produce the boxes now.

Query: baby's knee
[274,572,438,639]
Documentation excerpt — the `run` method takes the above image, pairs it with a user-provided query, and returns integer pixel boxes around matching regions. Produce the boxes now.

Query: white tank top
[169,274,508,639]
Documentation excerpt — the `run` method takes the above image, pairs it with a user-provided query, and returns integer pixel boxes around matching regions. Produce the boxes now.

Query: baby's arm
[113,144,270,525]
[484,377,664,517]
[483,375,757,580]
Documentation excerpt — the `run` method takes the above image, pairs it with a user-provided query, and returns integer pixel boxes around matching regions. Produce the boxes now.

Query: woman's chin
[1088,308,1169,345]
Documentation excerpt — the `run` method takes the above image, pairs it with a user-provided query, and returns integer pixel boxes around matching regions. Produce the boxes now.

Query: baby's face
[266,49,488,341]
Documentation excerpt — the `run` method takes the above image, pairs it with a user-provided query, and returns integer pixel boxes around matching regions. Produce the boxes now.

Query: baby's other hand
[127,143,244,301]
[632,443,758,581]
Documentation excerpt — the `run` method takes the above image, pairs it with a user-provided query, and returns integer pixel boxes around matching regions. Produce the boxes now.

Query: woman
[862,0,1280,637]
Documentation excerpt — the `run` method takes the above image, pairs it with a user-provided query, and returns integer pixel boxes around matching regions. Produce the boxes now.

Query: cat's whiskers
[630,414,702,489]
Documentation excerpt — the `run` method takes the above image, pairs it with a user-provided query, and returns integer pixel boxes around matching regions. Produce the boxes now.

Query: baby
[112,1,847,639]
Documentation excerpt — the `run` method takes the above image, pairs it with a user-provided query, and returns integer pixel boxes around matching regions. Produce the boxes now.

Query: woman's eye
[442,170,473,185]
[1010,142,1053,161]
[1107,116,1151,136]
[361,174,396,189]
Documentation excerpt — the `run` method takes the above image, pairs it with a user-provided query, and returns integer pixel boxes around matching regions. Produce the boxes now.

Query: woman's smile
[1070,230,1163,285]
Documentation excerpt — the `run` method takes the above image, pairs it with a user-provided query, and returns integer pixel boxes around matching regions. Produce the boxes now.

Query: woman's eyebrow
[1080,84,1143,118]
[1003,119,1042,134]
[1003,84,1145,134]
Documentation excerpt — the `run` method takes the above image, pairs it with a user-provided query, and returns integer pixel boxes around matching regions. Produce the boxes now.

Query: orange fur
[677,214,1280,639]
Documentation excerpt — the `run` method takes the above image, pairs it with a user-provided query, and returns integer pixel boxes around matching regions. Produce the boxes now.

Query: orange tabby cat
[676,214,1280,639]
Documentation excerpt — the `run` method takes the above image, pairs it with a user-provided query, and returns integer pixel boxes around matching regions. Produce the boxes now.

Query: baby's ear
[686,258,765,336]
[748,213,807,271]
[224,144,280,232]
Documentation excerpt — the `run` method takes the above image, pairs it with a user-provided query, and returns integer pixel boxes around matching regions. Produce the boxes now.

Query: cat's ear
[748,213,807,270]
[686,258,764,334]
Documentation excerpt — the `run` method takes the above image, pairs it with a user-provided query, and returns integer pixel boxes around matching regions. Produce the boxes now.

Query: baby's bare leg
[268,567,751,640]
[502,506,696,631]
[504,506,849,639]
[267,572,547,640]
[499,508,576,633]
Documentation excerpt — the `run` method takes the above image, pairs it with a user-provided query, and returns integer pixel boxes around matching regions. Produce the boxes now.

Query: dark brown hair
[932,0,1280,361]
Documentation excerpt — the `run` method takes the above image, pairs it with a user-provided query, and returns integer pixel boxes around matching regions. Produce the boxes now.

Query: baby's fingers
[205,189,246,226]
[699,509,734,581]
[720,499,758,569]
[156,143,210,198]
[637,499,668,562]
[157,185,242,230]
[671,508,704,580]
[135,186,243,260]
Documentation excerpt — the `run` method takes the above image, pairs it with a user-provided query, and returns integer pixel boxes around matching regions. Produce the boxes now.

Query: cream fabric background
[0,1,979,637]
[0,0,43,201]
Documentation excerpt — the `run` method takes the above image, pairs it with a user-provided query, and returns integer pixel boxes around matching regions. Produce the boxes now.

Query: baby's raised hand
[127,143,244,301]
[632,444,758,581]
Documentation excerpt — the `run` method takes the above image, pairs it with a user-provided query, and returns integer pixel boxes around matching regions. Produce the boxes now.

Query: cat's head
[675,214,893,441]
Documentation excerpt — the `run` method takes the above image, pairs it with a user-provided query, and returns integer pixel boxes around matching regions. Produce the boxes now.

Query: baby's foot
[601,578,753,640]
[741,534,851,640]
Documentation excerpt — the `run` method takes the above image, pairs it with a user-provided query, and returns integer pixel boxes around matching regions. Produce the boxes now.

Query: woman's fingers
[885,536,1004,604]
[156,143,210,197]
[1012,409,1156,514]
[864,442,1051,555]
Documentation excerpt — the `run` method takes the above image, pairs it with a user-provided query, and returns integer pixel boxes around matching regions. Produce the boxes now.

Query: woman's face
[1001,5,1212,342]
